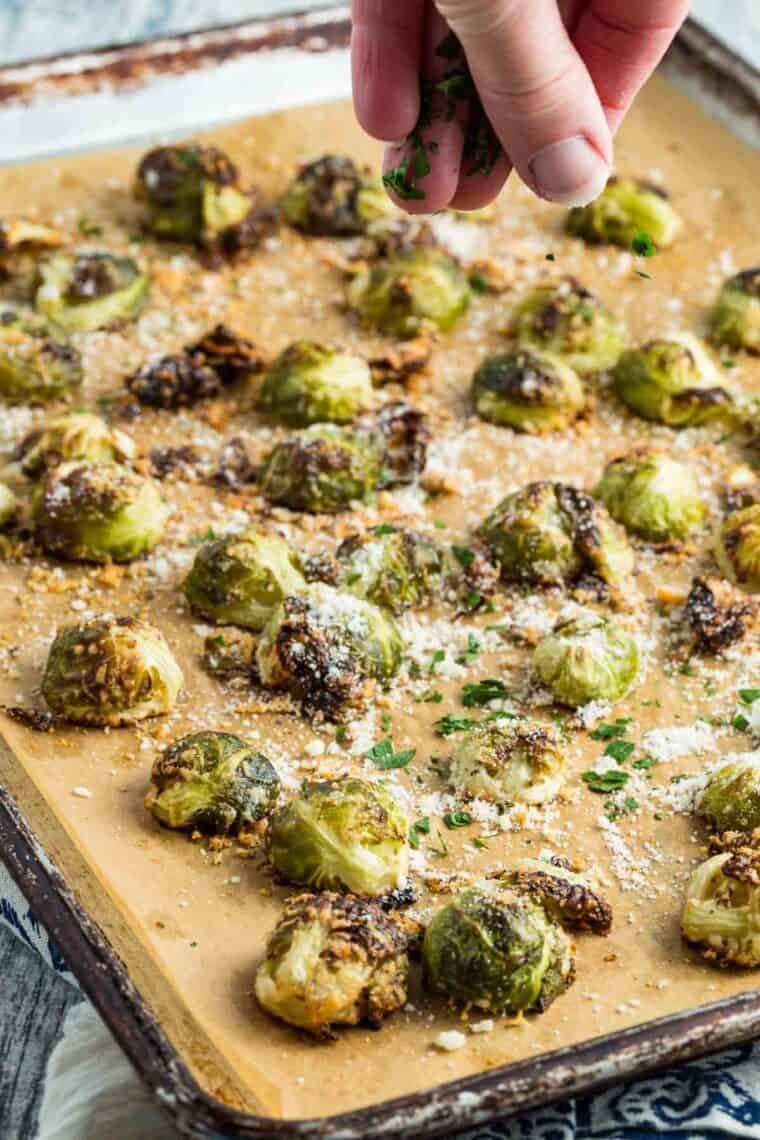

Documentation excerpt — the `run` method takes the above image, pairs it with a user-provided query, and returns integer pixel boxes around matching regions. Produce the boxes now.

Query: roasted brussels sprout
[423,882,574,1014]
[14,412,134,477]
[259,423,382,513]
[613,336,733,427]
[35,252,149,333]
[347,248,470,338]
[145,730,279,834]
[478,481,633,590]
[256,584,402,717]
[368,400,430,486]
[566,177,682,249]
[267,777,409,895]
[533,612,639,706]
[715,505,760,593]
[34,461,167,563]
[336,525,447,613]
[41,616,183,725]
[681,849,760,966]
[127,353,221,409]
[450,720,566,805]
[698,755,760,834]
[710,270,760,354]
[184,527,306,630]
[0,218,64,252]
[595,447,706,542]
[280,155,394,236]
[202,627,256,677]
[186,323,267,385]
[255,891,408,1035]
[471,349,585,433]
[257,341,372,427]
[0,482,17,527]
[0,317,83,404]
[510,278,626,375]
[135,143,253,245]
[685,575,755,653]
[503,857,612,934]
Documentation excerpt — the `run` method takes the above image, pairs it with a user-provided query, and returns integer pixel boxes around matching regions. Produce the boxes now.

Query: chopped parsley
[451,545,476,568]
[429,648,445,674]
[335,724,347,744]
[456,633,481,666]
[605,795,639,821]
[189,527,217,545]
[381,712,393,732]
[581,769,630,793]
[739,689,760,706]
[373,523,396,536]
[434,713,477,737]
[604,739,636,764]
[590,718,632,741]
[77,216,102,237]
[409,816,431,849]
[468,272,488,294]
[382,156,426,201]
[462,678,509,707]
[420,688,443,704]
[631,230,657,257]
[733,714,750,732]
[366,737,416,770]
[443,810,472,829]
[632,755,658,770]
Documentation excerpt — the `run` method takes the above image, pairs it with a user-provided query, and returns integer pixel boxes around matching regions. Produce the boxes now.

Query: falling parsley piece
[582,769,630,794]
[443,810,472,829]
[382,158,425,202]
[631,230,658,257]
[409,816,431,849]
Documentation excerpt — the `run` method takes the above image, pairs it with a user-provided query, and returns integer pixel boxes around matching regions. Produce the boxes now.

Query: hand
[351,0,690,212]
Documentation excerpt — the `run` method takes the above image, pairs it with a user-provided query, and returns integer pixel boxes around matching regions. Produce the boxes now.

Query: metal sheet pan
[0,9,759,1139]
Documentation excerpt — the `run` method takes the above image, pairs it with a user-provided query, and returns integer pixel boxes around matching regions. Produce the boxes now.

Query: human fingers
[351,0,425,141]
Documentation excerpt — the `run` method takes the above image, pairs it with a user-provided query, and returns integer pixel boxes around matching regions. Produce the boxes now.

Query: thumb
[434,0,613,206]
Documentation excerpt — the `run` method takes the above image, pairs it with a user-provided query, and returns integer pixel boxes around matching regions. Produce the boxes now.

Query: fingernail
[529,136,609,207]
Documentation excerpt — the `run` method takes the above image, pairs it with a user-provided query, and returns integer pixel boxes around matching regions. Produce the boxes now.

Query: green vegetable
[510,277,626,375]
[710,269,760,354]
[14,412,134,477]
[566,177,682,249]
[613,336,733,427]
[281,154,395,236]
[365,737,415,770]
[533,613,639,707]
[347,248,470,338]
[0,316,83,404]
[714,504,760,593]
[259,423,382,513]
[682,850,760,966]
[35,252,148,333]
[595,447,706,541]
[258,341,372,427]
[450,719,566,804]
[697,755,760,833]
[472,348,585,432]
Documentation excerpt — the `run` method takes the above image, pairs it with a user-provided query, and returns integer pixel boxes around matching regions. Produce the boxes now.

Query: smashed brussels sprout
[186,323,267,385]
[423,882,574,1014]
[613,336,733,427]
[257,341,372,426]
[710,270,760,354]
[682,849,760,966]
[698,755,760,834]
[566,177,682,249]
[504,857,613,934]
[255,891,408,1035]
[184,527,306,630]
[257,584,401,717]
[0,483,17,528]
[368,400,430,485]
[280,155,394,236]
[135,144,253,245]
[127,353,221,409]
[478,481,633,590]
[14,412,134,477]
[450,720,566,805]
[347,248,470,337]
[34,461,167,563]
[260,423,382,513]
[471,349,585,433]
[686,575,755,653]
[41,616,182,725]
[0,318,83,404]
[35,252,149,332]
[715,505,760,593]
[266,777,409,895]
[510,278,626,375]
[145,730,279,834]
[336,525,446,612]
[202,627,256,677]
[533,612,639,706]
[595,448,706,542]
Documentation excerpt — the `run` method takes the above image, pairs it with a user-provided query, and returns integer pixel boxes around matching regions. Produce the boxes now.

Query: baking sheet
[0,76,759,1125]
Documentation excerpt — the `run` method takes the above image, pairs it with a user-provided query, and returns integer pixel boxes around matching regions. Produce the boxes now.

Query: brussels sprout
[710,270,760,354]
[184,527,306,630]
[478,481,633,590]
[336,525,448,613]
[0,482,17,527]
[450,720,566,804]
[566,177,682,249]
[533,612,639,706]
[0,318,83,404]
[35,252,149,333]
[41,616,183,725]
[681,849,760,966]
[145,730,279,834]
[259,423,383,513]
[135,144,253,245]
[202,627,256,677]
[471,349,584,433]
[698,755,760,834]
[34,461,167,563]
[347,248,470,337]
[14,412,134,477]
[280,154,395,236]
[423,882,574,1014]
[595,447,706,542]
[613,336,733,427]
[258,341,372,427]
[368,400,430,486]
[257,584,402,717]
[185,323,267,385]
[127,353,221,409]
[267,777,409,895]
[510,278,626,375]
[255,891,408,1035]
[503,857,613,934]
[685,575,755,653]
[715,505,760,593]
[0,219,64,252]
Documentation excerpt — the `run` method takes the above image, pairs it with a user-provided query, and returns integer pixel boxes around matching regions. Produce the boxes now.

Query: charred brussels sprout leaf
[41,616,183,725]
[472,349,584,433]
[259,423,382,513]
[503,857,613,934]
[0,317,83,404]
[347,248,470,337]
[686,575,755,653]
[0,482,17,528]
[566,177,682,249]
[510,278,626,375]
[613,336,733,427]
[35,252,149,333]
[127,353,221,409]
[698,755,760,834]
[135,144,253,245]
[185,323,267,385]
[255,891,409,1035]
[533,612,639,706]
[258,341,373,426]
[184,527,306,630]
[715,505,760,593]
[266,777,409,895]
[423,882,574,1014]
[368,400,430,486]
[280,155,395,236]
[710,269,760,354]
[145,730,279,834]
[14,412,134,477]
[450,720,566,804]
[0,218,64,252]
[681,849,760,966]
[595,447,706,542]
[34,461,167,563]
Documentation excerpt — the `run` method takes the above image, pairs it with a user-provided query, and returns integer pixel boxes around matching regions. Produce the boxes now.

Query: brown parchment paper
[0,75,759,1120]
